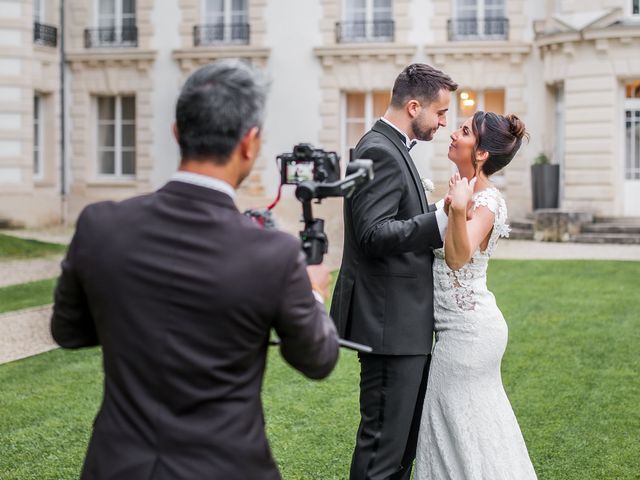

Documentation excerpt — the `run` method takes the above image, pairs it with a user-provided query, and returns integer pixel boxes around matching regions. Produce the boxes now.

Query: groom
[331,63,458,480]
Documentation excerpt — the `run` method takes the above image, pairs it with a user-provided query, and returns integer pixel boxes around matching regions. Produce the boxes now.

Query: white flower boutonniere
[421,177,435,193]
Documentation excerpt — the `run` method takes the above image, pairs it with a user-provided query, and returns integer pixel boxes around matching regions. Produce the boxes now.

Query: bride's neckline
[472,185,499,197]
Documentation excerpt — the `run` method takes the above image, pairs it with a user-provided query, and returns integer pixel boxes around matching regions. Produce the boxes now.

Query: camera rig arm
[295,160,373,266]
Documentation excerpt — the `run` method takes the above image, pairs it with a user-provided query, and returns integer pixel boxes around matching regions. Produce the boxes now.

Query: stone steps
[582,223,640,234]
[508,228,535,240]
[510,219,534,231]
[572,233,640,245]
[508,214,640,244]
[594,216,640,224]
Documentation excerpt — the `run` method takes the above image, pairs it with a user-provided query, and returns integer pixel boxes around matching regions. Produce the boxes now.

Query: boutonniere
[421,177,435,193]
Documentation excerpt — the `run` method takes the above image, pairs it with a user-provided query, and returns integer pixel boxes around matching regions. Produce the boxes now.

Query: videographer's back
[51,60,339,480]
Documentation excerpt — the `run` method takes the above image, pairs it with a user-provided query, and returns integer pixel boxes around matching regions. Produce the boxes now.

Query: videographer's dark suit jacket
[331,119,443,355]
[52,180,339,480]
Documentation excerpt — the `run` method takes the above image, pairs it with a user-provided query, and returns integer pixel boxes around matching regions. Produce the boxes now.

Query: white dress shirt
[378,117,448,241]
[171,171,236,200]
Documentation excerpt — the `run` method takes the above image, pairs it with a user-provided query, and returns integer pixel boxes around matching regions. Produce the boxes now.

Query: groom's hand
[306,264,331,302]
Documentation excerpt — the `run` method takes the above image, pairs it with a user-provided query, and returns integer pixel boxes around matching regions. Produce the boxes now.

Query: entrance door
[624,81,640,216]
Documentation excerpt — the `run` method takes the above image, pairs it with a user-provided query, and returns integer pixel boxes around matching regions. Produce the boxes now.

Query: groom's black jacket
[331,120,442,355]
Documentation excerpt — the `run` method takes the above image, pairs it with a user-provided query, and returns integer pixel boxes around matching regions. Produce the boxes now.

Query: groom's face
[410,89,451,142]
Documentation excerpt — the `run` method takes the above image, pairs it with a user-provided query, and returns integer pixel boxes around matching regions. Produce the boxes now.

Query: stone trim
[172,46,271,73]
[314,44,416,67]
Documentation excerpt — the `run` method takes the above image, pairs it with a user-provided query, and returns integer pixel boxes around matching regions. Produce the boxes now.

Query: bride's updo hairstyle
[471,111,528,176]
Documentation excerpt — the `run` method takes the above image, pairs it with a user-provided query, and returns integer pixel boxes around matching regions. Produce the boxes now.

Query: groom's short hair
[390,63,458,108]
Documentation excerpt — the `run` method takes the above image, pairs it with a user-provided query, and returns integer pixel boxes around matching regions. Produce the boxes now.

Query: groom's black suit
[331,120,443,479]
[52,180,339,480]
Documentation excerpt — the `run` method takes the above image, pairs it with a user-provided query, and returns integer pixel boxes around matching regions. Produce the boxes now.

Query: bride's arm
[445,179,495,270]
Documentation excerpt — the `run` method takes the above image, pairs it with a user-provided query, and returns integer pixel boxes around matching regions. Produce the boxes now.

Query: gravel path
[0,255,63,288]
[0,234,637,366]
[495,239,640,261]
[0,305,57,365]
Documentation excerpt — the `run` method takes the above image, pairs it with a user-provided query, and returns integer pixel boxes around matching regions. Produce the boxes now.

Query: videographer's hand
[306,264,331,302]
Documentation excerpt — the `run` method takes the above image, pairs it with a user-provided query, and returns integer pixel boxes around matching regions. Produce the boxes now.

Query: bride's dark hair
[471,111,528,176]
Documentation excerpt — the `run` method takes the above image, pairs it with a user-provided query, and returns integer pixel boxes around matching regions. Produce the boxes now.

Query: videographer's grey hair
[175,59,268,164]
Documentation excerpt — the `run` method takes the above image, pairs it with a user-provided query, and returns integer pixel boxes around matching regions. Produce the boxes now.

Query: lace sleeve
[473,188,510,254]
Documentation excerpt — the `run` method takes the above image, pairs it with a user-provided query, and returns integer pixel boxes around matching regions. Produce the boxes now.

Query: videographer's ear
[172,123,179,143]
[240,126,262,163]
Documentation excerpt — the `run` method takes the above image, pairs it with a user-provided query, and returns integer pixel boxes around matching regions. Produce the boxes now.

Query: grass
[0,260,639,479]
[0,279,56,314]
[0,233,67,260]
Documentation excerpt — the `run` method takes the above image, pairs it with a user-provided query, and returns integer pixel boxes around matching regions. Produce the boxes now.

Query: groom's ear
[406,99,421,118]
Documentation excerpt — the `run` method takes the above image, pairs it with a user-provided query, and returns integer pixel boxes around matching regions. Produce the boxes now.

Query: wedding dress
[415,187,537,480]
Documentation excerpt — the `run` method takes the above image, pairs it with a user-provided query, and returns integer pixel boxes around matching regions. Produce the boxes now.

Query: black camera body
[246,143,373,265]
[278,143,340,186]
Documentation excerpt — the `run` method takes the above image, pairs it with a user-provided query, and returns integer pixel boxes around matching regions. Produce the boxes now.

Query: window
[34,0,44,23]
[454,89,506,180]
[33,95,43,179]
[450,0,507,40]
[456,89,505,122]
[634,0,640,16]
[625,81,640,180]
[97,96,136,177]
[343,91,389,159]
[199,0,248,43]
[92,0,136,46]
[339,0,393,42]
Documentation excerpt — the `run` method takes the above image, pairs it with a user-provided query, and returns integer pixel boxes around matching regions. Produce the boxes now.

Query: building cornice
[172,46,271,72]
[425,42,531,65]
[535,24,640,54]
[314,44,417,67]
[66,49,157,70]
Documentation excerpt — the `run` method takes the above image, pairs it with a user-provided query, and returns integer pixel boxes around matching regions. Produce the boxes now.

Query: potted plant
[531,153,560,210]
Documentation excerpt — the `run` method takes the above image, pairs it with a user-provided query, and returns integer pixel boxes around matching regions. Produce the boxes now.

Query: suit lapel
[372,120,428,213]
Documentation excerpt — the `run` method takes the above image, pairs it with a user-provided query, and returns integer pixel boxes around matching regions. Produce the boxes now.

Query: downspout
[59,0,67,224]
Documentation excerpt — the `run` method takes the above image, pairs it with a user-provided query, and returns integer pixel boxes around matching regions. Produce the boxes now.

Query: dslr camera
[277,143,373,265]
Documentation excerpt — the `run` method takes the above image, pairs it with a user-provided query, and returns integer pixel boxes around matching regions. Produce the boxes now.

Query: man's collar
[171,171,236,200]
[379,117,414,149]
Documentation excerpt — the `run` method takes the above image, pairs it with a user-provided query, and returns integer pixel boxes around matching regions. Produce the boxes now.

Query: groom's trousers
[350,353,431,480]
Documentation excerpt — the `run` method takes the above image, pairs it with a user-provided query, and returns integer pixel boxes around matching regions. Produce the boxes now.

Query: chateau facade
[1,0,639,227]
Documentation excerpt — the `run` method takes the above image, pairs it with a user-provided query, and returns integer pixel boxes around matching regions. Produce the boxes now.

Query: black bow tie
[408,140,417,151]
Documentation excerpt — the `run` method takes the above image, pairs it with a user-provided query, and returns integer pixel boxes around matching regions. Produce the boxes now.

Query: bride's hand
[450,174,477,213]
[443,174,456,216]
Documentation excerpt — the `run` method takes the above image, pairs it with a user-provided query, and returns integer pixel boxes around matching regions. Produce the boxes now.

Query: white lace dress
[415,187,537,480]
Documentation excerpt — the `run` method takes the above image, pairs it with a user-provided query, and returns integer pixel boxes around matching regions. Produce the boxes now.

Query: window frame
[451,88,508,182]
[341,0,393,41]
[341,90,388,162]
[200,0,249,42]
[624,85,640,181]
[94,0,137,44]
[34,0,45,23]
[95,95,136,179]
[452,0,506,39]
[33,94,44,180]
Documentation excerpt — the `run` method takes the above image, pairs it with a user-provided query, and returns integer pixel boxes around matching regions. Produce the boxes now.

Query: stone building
[0,0,638,230]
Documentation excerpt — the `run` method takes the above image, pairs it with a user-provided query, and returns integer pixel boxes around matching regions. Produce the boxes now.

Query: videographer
[51,59,339,480]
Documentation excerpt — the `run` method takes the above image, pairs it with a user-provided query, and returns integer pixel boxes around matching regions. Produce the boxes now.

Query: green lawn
[0,234,66,259]
[0,260,638,479]
[0,278,56,314]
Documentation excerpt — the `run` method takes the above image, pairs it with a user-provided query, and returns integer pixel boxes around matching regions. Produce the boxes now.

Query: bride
[414,111,537,479]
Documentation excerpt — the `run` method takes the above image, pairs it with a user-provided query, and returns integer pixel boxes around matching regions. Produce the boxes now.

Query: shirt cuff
[435,200,448,241]
[312,290,325,304]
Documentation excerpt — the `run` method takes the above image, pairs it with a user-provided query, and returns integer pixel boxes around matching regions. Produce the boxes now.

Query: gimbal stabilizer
[296,159,374,266]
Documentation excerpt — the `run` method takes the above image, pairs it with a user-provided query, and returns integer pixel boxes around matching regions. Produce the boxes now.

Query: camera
[278,143,340,186]
[246,143,373,265]
[248,143,375,354]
